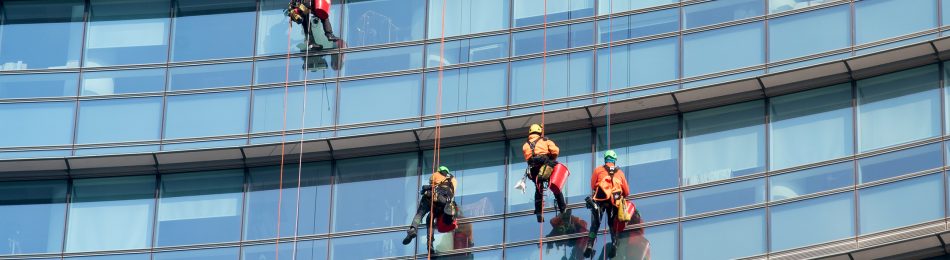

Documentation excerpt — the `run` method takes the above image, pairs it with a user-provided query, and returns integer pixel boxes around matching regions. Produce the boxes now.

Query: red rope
[275,21,293,260]
[427,0,448,258]
[539,1,547,259]
[292,14,316,260]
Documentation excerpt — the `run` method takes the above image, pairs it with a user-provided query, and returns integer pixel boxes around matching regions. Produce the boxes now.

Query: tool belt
[285,1,309,24]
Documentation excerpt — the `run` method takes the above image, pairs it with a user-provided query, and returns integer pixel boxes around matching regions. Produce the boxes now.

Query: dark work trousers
[529,163,566,217]
[588,200,621,245]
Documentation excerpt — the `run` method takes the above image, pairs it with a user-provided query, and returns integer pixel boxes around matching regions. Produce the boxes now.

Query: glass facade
[1,0,949,259]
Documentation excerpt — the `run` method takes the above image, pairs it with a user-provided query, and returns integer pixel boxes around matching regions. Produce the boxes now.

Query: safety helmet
[528,124,543,135]
[438,166,451,175]
[604,150,618,163]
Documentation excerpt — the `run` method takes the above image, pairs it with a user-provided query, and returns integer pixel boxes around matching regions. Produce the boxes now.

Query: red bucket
[611,200,637,231]
[436,217,458,233]
[312,0,331,20]
[548,163,570,195]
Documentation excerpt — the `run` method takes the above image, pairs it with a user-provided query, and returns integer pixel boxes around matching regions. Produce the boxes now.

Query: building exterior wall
[0,0,948,259]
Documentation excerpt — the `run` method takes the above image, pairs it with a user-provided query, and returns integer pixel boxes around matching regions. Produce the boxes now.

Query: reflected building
[1,0,950,259]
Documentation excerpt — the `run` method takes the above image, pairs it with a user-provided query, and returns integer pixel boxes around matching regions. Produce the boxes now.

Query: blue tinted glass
[683,69,763,89]
[0,102,75,147]
[597,116,679,194]
[338,75,420,125]
[598,0,677,14]
[0,0,83,71]
[770,0,835,13]
[343,0,425,47]
[631,8,679,39]
[256,0,342,55]
[82,69,166,96]
[507,130,593,211]
[423,143,506,217]
[859,173,943,235]
[164,91,250,139]
[330,231,414,259]
[242,243,293,260]
[859,143,942,183]
[513,25,569,56]
[857,65,940,151]
[571,22,595,47]
[251,84,336,133]
[426,35,508,67]
[295,240,329,260]
[639,224,678,260]
[511,52,593,105]
[514,0,594,26]
[168,62,252,90]
[635,193,678,222]
[77,97,162,144]
[157,170,244,246]
[683,178,766,215]
[75,145,160,156]
[0,73,78,99]
[599,15,631,42]
[682,209,766,260]
[343,46,423,76]
[683,101,765,185]
[162,139,247,151]
[154,247,239,260]
[771,192,855,251]
[0,180,66,255]
[0,150,72,160]
[65,254,150,260]
[245,163,331,240]
[333,153,417,232]
[506,210,591,243]
[415,220,503,254]
[84,0,171,67]
[171,0,255,61]
[66,176,155,252]
[769,84,853,169]
[630,37,678,88]
[684,0,764,29]
[771,162,854,201]
[769,5,850,62]
[254,58,336,84]
[439,250,503,259]
[424,63,506,116]
[856,0,937,44]
[505,236,589,259]
[684,22,764,77]
[428,0,510,38]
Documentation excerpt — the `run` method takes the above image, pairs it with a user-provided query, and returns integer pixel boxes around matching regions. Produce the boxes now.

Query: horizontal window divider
[597,82,681,98]
[596,32,680,48]
[338,39,428,53]
[766,0,851,19]
[628,218,680,230]
[0,96,78,104]
[0,67,83,75]
[327,225,410,239]
[680,172,767,192]
[768,156,855,177]
[595,1,683,19]
[857,168,943,189]
[166,57,255,68]
[72,140,163,150]
[421,107,509,121]
[423,30,510,43]
[629,187,680,200]
[333,118,421,132]
[335,69,425,83]
[412,244,507,259]
[424,57,509,71]
[680,203,766,222]
[681,16,766,36]
[508,17,597,34]
[853,28,942,52]
[148,241,243,254]
[766,237,857,260]
[77,92,166,101]
[857,219,947,246]
[253,48,343,62]
[78,63,169,73]
[160,135,248,146]
[56,248,154,259]
[769,186,856,206]
[163,85,251,96]
[248,128,335,139]
[0,144,73,153]
[768,48,853,68]
[854,137,944,160]
[681,64,767,84]
[734,253,768,260]
[239,234,329,246]
[0,253,63,260]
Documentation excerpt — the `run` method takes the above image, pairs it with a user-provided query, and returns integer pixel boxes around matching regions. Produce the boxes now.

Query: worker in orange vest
[584,150,631,258]
[402,166,459,253]
[516,123,566,222]
[286,0,339,50]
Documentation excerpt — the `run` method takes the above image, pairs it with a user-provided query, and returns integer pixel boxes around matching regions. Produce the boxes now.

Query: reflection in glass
[295,240,329,260]
[415,220,503,254]
[157,170,244,246]
[596,116,679,194]
[425,35,508,67]
[856,0,937,44]
[333,153,417,232]
[64,254,150,260]
[84,0,171,67]
[859,143,942,184]
[343,0,425,47]
[424,63,507,118]
[245,163,332,240]
[769,84,853,169]
[770,162,853,201]
[424,143,506,217]
[171,0,256,61]
[683,178,765,215]
[634,194,678,222]
[769,5,850,62]
[77,97,163,144]
[338,75,420,125]
[684,0,763,29]
[257,0,342,55]
[0,180,67,255]
[857,65,940,152]
[164,91,250,139]
[684,22,764,77]
[329,231,414,260]
[242,243,293,260]
[254,58,336,84]
[771,192,854,251]
[0,73,78,99]
[507,130,593,212]
[343,46,423,77]
[153,247,240,260]
[0,102,75,147]
[428,0,509,38]
[859,173,943,235]
[513,25,569,56]
[770,0,835,13]
[82,69,166,96]
[513,0,594,27]
[511,52,594,106]
[599,9,678,42]
[682,209,766,260]
[168,62,252,91]
[683,101,765,185]
[251,84,336,133]
[597,0,676,15]
[506,210,591,243]
[0,0,84,70]
[66,176,155,252]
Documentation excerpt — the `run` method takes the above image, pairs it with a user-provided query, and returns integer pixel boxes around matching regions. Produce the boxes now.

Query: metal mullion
[238,167,250,247]
[246,0,263,147]
[150,174,162,256]
[70,0,93,156]
[500,136,510,257]
[940,61,949,229]
[60,178,74,257]
[851,75,860,242]
[677,3,685,258]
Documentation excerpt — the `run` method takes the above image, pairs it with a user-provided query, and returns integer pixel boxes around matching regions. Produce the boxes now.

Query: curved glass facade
[1,0,950,259]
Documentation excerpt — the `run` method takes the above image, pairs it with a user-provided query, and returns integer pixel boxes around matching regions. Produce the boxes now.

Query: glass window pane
[257,0,342,56]
[426,35,509,67]
[769,5,850,62]
[164,91,250,139]
[571,22,595,47]
[82,69,166,96]
[635,193,678,222]
[0,180,67,255]
[245,163,332,240]
[251,84,336,134]
[254,58,337,84]
[505,236,590,259]
[333,153,418,232]
[154,247,240,260]
[514,0,594,27]
[684,0,764,29]
[338,75,420,125]
[428,0,509,38]
[856,0,937,44]
[629,37,678,88]
[415,219,503,254]
[683,101,765,185]
[65,254,150,260]
[295,240,329,260]
[769,84,853,169]
[857,65,940,151]
[683,178,766,215]
[513,25,569,56]
[424,63,506,116]
[423,143,506,218]
[77,97,163,144]
[506,210,591,243]
[0,73,78,99]
[511,52,594,106]
[770,162,854,201]
[157,170,244,246]
[168,62,252,91]
[859,173,943,235]
[0,0,83,70]
[771,192,855,251]
[0,101,75,147]
[770,0,835,13]
[684,22,764,77]
[343,46,423,76]
[242,243,293,260]
[66,176,155,252]
[598,0,676,15]
[597,116,679,194]
[85,0,171,67]
[632,9,678,39]
[859,143,943,183]
[682,209,766,260]
[329,231,414,260]
[171,0,255,61]
[343,0,425,47]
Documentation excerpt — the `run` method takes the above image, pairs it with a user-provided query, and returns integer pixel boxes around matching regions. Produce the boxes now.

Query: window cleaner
[402,166,459,254]
[515,123,569,223]
[584,150,639,258]
[286,0,339,50]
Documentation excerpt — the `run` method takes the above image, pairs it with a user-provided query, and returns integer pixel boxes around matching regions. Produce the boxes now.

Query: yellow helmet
[528,124,543,135]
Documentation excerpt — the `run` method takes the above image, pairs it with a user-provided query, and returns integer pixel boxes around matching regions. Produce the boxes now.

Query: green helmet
[604,150,618,163]
[438,166,451,174]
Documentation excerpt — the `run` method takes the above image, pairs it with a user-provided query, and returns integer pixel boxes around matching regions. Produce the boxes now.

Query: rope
[291,16,316,260]
[427,0,448,258]
[602,3,614,259]
[275,20,294,260]
[539,0,547,259]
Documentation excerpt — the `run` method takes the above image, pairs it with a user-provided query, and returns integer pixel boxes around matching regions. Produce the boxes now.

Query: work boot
[606,241,617,258]
[325,32,339,42]
[402,226,417,245]
[555,195,567,214]
[583,239,595,258]
[536,214,544,223]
